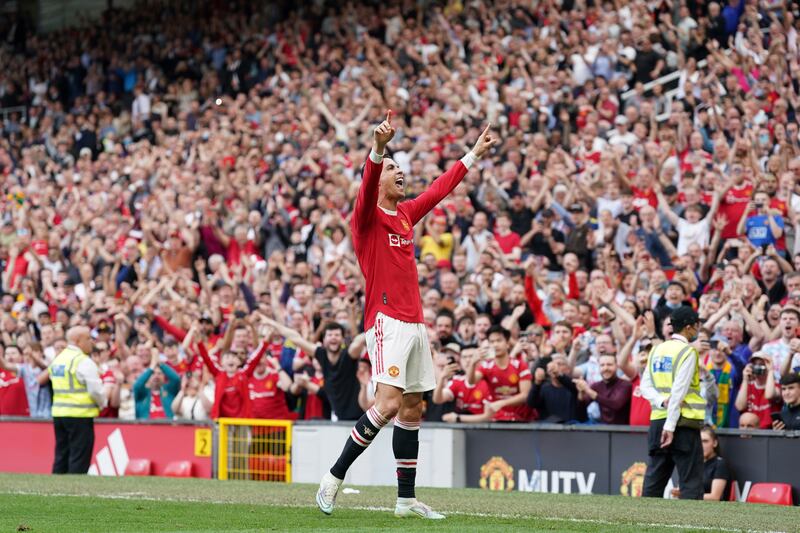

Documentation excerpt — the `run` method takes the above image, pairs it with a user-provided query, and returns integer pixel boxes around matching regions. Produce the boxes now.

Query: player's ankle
[396,497,416,506]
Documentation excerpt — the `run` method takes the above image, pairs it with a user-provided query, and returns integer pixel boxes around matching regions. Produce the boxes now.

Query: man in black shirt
[527,357,580,423]
[264,319,364,420]
[508,192,534,236]
[773,373,800,431]
[633,37,664,84]
[528,209,565,271]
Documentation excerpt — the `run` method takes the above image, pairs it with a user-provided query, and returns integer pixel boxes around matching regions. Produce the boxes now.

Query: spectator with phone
[133,348,181,420]
[734,352,780,429]
[737,191,784,250]
[772,372,800,431]
[435,346,492,423]
[526,356,580,423]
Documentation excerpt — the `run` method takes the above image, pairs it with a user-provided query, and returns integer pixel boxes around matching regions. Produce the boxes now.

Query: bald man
[48,326,106,474]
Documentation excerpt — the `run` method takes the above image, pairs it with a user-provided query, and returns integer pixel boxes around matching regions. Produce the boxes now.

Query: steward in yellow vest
[641,306,705,500]
[47,326,105,474]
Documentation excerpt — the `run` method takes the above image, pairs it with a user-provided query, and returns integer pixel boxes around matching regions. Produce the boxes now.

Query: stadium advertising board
[466,429,611,495]
[467,426,800,501]
[0,419,213,477]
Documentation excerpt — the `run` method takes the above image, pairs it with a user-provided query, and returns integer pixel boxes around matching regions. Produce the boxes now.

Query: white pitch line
[4,489,785,533]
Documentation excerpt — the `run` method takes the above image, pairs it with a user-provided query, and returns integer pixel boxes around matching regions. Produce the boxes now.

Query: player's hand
[471,124,497,159]
[660,429,674,448]
[373,110,395,153]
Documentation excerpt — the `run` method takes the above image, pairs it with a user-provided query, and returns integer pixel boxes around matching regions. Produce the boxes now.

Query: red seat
[746,483,794,506]
[163,460,194,478]
[124,458,152,476]
[249,455,287,481]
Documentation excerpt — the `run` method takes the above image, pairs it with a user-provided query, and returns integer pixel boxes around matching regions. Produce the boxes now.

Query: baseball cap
[443,343,462,354]
[614,115,628,126]
[670,306,699,332]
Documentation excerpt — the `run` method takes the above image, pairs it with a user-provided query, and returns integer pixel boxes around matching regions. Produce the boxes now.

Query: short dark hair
[436,309,455,323]
[487,325,510,340]
[780,307,800,320]
[322,322,344,336]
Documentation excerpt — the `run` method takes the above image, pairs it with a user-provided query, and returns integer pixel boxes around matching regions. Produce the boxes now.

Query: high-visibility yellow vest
[647,339,705,422]
[49,346,100,418]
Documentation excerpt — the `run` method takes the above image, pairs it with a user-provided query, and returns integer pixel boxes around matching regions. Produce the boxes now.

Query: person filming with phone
[737,190,784,250]
[734,352,779,429]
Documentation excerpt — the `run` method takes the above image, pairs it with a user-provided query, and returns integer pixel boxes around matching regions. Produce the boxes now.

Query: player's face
[379,158,405,201]
[488,333,508,357]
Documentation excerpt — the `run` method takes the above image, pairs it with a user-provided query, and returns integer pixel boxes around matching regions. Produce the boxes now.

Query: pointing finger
[386,109,392,124]
[480,123,492,138]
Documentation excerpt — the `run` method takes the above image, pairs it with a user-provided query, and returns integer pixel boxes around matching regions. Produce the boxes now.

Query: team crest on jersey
[509,374,519,385]
[265,380,273,389]
[388,366,400,377]
[472,390,483,400]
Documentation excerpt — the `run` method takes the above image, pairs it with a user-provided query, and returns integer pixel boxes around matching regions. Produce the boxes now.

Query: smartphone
[709,340,719,349]
[770,412,783,423]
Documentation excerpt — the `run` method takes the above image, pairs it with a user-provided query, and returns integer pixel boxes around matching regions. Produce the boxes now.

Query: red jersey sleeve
[351,152,383,237]
[403,162,468,226]
[524,274,552,328]
[153,314,188,342]
[518,363,532,381]
[196,342,221,377]
[242,341,268,378]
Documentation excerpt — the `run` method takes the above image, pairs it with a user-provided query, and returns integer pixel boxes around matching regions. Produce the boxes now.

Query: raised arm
[404,124,498,226]
[351,111,394,234]
[260,316,319,356]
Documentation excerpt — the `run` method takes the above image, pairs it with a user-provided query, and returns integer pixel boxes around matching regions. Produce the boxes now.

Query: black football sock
[393,418,421,499]
[330,406,388,480]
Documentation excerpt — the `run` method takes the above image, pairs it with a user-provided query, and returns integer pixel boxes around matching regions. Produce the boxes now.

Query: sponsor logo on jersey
[388,365,400,377]
[388,233,413,247]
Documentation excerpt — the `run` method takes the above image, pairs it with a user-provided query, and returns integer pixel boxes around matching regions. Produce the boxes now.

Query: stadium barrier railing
[217,418,292,482]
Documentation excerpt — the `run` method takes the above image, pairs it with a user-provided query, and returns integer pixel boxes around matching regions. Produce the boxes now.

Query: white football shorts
[365,312,435,393]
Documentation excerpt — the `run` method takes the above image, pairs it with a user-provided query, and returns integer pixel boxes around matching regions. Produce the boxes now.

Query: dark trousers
[642,418,703,500]
[53,417,95,474]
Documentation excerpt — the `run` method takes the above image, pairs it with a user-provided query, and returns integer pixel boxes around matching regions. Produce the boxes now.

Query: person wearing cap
[47,325,106,474]
[640,305,706,499]
[607,115,637,147]
[772,372,800,431]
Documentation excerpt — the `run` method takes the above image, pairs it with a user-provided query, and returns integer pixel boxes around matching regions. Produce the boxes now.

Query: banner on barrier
[0,420,213,478]
[466,427,800,502]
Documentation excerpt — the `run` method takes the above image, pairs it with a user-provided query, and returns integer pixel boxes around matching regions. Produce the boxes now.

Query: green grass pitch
[1,473,795,532]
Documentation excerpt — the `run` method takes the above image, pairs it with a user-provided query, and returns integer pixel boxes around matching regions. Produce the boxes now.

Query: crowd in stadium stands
[1,0,800,433]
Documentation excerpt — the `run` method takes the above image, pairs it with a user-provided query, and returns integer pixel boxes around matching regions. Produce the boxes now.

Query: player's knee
[375,396,402,419]
[398,394,423,420]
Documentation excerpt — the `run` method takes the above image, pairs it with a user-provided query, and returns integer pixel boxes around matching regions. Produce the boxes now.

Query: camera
[709,340,719,349]
[752,364,767,376]
[754,202,764,209]
[447,355,465,375]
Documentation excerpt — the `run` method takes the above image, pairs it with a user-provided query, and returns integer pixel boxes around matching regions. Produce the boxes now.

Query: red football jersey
[493,230,521,254]
[628,374,651,426]
[249,370,295,420]
[98,369,119,418]
[303,376,325,420]
[448,375,491,414]
[719,182,753,239]
[351,152,468,331]
[0,369,29,416]
[478,357,533,421]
